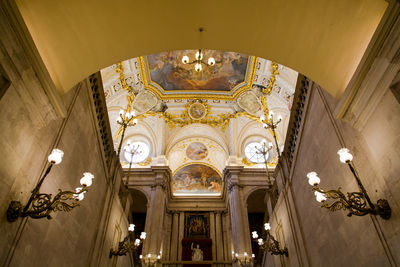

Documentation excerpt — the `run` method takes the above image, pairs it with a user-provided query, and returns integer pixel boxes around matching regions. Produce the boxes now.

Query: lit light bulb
[182,55,189,64]
[235,253,239,257]
[263,123,268,129]
[307,171,320,186]
[268,142,273,148]
[140,232,146,239]
[268,111,274,119]
[195,50,203,60]
[244,252,248,257]
[119,109,124,116]
[148,253,151,258]
[132,118,138,125]
[195,63,202,72]
[139,255,143,259]
[134,239,140,246]
[208,57,215,66]
[116,117,122,123]
[337,148,353,163]
[277,115,283,122]
[126,112,133,119]
[252,253,255,258]
[128,224,135,232]
[258,238,264,245]
[80,172,94,187]
[74,187,85,201]
[315,191,327,202]
[252,231,258,239]
[48,149,64,165]
[260,115,265,122]
[264,223,271,231]
[131,111,136,117]
[157,255,161,259]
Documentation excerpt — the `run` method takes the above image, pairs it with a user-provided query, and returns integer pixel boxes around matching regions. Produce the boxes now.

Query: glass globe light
[74,187,85,201]
[252,253,255,258]
[140,232,146,239]
[315,191,327,202]
[131,111,136,117]
[277,115,283,122]
[119,109,124,116]
[128,224,135,232]
[157,255,161,259]
[48,149,64,165]
[337,148,353,163]
[268,142,273,148]
[139,255,143,259]
[134,239,140,246]
[264,223,271,231]
[126,112,133,119]
[195,50,203,60]
[116,117,122,123]
[263,123,268,129]
[147,253,151,258]
[80,172,94,187]
[244,252,248,257]
[258,238,264,245]
[235,253,239,257]
[307,171,320,186]
[252,231,258,239]
[132,118,138,125]
[260,115,265,122]
[195,63,202,72]
[182,55,189,64]
[208,57,215,66]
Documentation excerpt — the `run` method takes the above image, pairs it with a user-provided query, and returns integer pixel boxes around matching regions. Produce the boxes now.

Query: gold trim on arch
[138,55,257,100]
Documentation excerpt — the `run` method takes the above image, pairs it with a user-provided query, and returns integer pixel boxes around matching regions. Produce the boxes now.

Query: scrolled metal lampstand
[109,225,146,258]
[307,148,391,220]
[6,149,94,222]
[252,224,288,257]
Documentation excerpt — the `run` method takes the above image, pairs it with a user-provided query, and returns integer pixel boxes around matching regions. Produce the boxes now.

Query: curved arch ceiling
[16,0,387,98]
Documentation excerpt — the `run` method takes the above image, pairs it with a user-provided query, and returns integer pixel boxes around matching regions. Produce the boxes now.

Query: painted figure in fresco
[188,217,206,236]
[208,181,221,192]
[191,243,203,261]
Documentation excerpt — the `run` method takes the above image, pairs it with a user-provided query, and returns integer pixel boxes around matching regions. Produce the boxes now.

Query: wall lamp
[252,223,288,257]
[116,109,138,157]
[255,141,274,185]
[6,149,94,222]
[109,224,146,257]
[260,111,282,161]
[307,148,391,220]
[139,253,161,267]
[232,252,255,267]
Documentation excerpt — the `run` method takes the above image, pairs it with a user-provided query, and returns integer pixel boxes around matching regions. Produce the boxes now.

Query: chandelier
[181,49,218,72]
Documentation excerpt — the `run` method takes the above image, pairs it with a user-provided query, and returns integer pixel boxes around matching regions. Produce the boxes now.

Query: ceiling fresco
[146,50,249,92]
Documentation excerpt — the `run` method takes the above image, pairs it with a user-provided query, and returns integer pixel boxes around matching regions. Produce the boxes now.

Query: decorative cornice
[89,72,115,169]
[283,75,312,170]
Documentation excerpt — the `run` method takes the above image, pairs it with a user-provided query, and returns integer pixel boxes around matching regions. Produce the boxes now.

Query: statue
[191,243,203,261]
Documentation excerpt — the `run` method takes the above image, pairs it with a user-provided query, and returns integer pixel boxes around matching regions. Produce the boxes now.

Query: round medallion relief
[188,103,206,120]
[186,142,208,160]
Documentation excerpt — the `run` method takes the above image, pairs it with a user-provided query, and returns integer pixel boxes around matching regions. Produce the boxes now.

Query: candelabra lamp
[109,224,146,257]
[255,141,274,185]
[252,223,288,257]
[116,109,138,157]
[181,49,221,72]
[260,111,282,160]
[232,252,255,267]
[139,253,161,267]
[307,148,391,219]
[6,149,94,222]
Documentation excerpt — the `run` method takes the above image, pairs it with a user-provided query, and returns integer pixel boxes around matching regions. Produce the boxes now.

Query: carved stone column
[170,211,179,260]
[143,166,169,257]
[225,166,252,255]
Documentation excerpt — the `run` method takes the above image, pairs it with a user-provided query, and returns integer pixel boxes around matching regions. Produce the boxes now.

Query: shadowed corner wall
[265,75,400,267]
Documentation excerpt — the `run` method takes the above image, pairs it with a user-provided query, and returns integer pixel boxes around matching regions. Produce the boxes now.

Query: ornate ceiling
[101,50,298,197]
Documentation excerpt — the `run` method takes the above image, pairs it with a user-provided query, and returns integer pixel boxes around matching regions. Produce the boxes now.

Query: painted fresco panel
[172,164,222,196]
[147,50,248,91]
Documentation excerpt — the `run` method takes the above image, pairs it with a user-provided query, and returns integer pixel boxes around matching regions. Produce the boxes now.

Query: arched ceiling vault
[16,0,387,98]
